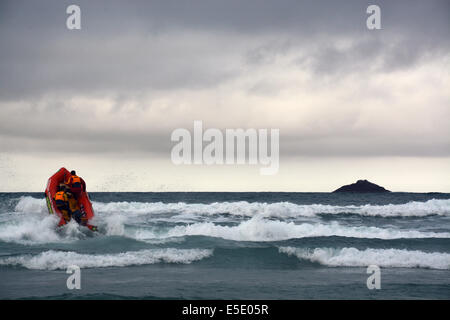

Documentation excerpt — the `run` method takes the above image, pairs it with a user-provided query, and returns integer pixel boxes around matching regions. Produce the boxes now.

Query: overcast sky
[1,0,449,192]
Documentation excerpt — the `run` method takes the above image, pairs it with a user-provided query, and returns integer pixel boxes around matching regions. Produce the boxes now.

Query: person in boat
[65,170,86,198]
[54,184,71,222]
[66,190,87,226]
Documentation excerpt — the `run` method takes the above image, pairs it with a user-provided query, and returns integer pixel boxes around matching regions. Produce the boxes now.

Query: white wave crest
[13,196,450,218]
[7,197,450,244]
[92,198,450,218]
[160,217,450,241]
[0,248,213,270]
[279,246,450,269]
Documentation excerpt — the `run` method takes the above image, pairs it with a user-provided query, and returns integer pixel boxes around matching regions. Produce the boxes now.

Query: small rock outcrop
[333,180,390,193]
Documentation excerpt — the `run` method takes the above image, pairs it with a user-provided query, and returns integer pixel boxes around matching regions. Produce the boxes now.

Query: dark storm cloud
[1,0,449,99]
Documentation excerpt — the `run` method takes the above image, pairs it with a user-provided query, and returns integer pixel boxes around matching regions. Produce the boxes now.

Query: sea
[0,192,449,300]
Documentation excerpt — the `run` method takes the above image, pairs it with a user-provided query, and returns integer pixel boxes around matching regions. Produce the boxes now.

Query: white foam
[0,248,213,270]
[161,217,450,241]
[0,196,95,244]
[103,213,126,236]
[91,198,450,218]
[14,196,47,214]
[0,214,83,245]
[279,246,450,269]
[13,196,450,218]
[6,197,450,245]
[356,199,450,217]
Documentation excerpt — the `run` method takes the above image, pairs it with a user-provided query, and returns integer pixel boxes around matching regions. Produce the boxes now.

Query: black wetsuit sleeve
[81,178,86,191]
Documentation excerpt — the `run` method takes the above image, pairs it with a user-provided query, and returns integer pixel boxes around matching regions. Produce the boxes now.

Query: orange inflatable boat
[45,167,97,231]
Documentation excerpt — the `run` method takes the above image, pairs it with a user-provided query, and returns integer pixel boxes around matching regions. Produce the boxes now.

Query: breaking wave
[144,218,450,241]
[90,198,450,218]
[0,248,213,270]
[0,214,88,245]
[12,196,450,218]
[279,246,450,269]
[3,197,450,245]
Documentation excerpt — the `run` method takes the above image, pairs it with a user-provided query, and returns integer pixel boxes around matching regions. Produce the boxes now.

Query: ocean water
[0,192,449,300]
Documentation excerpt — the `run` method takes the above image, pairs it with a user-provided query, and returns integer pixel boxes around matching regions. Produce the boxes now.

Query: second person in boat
[65,170,86,199]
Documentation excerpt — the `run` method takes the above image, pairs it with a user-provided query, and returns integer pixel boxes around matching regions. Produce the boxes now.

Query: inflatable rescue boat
[45,167,97,231]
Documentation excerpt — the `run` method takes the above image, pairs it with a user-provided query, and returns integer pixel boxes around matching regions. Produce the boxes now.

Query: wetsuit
[68,194,85,225]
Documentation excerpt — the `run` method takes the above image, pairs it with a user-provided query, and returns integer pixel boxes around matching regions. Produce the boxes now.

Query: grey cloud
[295,33,449,78]
[0,32,238,100]
[0,133,171,155]
[280,135,450,157]
[0,0,449,158]
[1,0,449,100]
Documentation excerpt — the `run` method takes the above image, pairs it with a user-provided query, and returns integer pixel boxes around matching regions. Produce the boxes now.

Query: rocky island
[333,179,391,193]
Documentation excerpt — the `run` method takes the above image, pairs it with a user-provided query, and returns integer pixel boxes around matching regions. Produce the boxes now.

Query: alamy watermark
[65,4,381,31]
[66,4,81,30]
[366,265,381,290]
[171,121,280,175]
[66,265,81,290]
[366,5,381,30]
